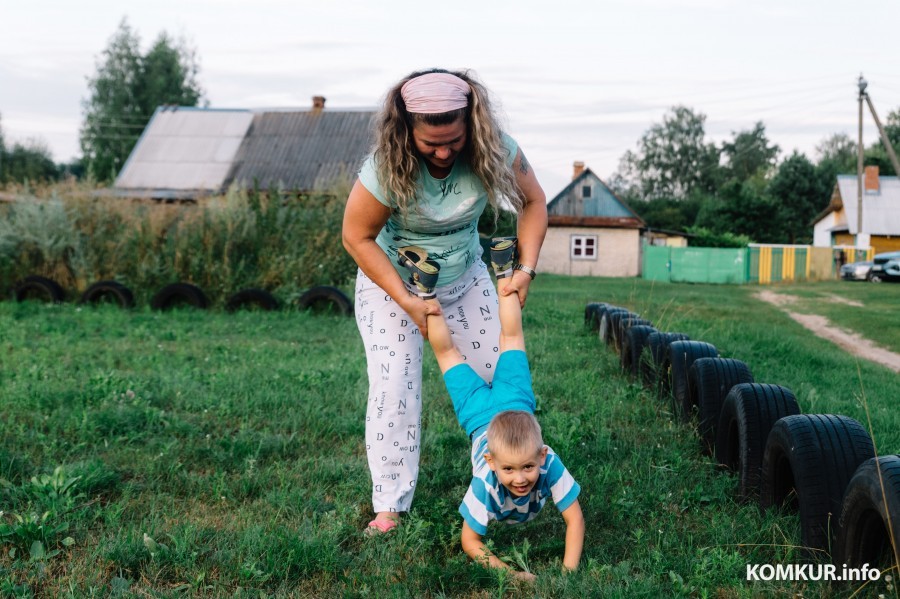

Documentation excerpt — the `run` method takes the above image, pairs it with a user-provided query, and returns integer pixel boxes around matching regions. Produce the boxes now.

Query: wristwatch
[514,264,536,280]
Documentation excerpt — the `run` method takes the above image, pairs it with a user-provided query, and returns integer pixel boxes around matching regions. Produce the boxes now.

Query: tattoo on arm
[518,151,530,175]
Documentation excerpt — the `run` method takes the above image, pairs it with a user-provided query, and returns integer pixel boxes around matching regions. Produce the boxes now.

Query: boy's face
[484,445,548,497]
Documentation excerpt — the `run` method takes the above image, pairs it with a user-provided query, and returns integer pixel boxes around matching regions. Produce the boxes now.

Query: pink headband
[400,73,470,114]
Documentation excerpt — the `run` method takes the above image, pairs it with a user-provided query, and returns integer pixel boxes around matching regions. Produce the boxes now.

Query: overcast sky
[2,0,899,195]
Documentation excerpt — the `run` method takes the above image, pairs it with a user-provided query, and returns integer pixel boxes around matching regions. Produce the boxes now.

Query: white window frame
[570,235,597,260]
[582,184,592,198]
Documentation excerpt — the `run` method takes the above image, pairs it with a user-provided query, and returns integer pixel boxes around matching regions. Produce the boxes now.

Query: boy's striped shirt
[459,431,580,536]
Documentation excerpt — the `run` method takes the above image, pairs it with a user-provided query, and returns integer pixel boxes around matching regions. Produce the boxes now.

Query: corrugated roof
[113,106,375,198]
[835,175,900,235]
[115,107,254,193]
[230,110,375,191]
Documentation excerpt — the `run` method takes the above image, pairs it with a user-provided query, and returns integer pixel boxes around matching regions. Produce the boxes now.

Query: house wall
[539,227,640,277]
[872,235,900,253]
[813,212,837,246]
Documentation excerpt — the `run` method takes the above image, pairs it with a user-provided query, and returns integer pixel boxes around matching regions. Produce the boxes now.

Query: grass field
[1,276,898,597]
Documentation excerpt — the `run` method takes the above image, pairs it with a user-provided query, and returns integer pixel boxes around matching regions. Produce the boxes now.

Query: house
[539,162,645,277]
[113,97,374,200]
[813,166,900,254]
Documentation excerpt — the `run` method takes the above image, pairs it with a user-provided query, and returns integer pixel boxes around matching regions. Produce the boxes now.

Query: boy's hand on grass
[513,570,536,582]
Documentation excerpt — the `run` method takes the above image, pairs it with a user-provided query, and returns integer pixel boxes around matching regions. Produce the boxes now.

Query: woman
[342,68,547,533]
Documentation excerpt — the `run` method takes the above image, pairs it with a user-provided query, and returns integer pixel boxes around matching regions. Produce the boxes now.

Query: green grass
[1,277,898,597]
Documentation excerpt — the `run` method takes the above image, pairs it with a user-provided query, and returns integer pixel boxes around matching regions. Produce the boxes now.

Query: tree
[80,19,204,182]
[768,152,824,244]
[138,33,202,115]
[629,195,705,232]
[1,140,59,184]
[615,106,721,200]
[720,122,780,182]
[885,107,900,148]
[815,132,857,169]
[693,176,777,243]
[814,133,856,197]
[0,112,6,181]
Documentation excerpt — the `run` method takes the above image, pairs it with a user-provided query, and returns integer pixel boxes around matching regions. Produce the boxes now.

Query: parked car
[840,260,873,281]
[867,251,900,282]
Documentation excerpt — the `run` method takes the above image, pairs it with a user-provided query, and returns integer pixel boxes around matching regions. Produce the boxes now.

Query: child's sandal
[490,237,518,278]
[397,246,440,298]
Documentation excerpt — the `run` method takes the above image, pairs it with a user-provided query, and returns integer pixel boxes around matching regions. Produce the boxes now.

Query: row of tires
[9,275,353,315]
[586,302,899,571]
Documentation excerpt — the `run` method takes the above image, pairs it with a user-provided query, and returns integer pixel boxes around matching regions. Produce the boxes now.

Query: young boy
[398,239,584,580]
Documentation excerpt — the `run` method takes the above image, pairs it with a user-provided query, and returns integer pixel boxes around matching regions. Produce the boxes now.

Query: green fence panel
[748,247,759,283]
[642,245,672,282]
[666,247,748,284]
[770,247,783,282]
[795,248,808,281]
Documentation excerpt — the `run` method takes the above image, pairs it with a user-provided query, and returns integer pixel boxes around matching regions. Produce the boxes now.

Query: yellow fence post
[760,246,770,284]
[782,247,795,281]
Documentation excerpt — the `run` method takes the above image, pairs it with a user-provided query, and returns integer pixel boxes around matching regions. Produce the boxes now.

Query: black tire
[616,317,652,356]
[225,288,280,313]
[150,283,210,311]
[584,302,609,332]
[13,275,66,303]
[621,325,658,378]
[835,455,900,569]
[606,310,636,350]
[297,286,353,316]
[643,332,690,390]
[715,384,801,499]
[79,280,135,308]
[760,414,875,553]
[599,308,629,346]
[690,358,754,452]
[666,340,718,416]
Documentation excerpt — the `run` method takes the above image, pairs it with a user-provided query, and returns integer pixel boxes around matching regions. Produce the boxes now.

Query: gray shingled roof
[114,105,375,198]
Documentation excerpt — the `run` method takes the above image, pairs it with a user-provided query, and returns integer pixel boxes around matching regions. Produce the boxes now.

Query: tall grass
[1,277,898,596]
[0,181,357,305]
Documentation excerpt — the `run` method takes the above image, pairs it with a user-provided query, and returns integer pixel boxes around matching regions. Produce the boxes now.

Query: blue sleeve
[459,477,492,536]
[501,132,519,168]
[544,452,581,512]
[357,154,390,207]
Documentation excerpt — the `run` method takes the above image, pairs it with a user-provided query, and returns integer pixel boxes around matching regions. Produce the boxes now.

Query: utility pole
[856,75,900,246]
[864,95,900,177]
[858,75,865,240]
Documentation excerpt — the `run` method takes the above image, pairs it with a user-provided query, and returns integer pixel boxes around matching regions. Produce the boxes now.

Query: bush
[685,226,751,249]
[0,182,356,304]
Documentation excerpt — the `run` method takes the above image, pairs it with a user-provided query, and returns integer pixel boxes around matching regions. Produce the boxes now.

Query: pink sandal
[366,517,399,535]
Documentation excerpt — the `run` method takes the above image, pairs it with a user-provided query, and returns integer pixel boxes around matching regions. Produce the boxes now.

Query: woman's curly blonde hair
[371,68,524,217]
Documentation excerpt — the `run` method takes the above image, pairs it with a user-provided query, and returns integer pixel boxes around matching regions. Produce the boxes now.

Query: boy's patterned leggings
[354,260,501,513]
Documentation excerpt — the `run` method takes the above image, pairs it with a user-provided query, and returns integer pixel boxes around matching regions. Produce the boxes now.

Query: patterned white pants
[354,260,501,513]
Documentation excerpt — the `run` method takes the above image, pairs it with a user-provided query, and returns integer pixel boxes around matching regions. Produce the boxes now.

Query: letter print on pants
[354,261,500,513]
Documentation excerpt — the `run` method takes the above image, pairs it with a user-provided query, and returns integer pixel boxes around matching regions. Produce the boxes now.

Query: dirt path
[754,290,900,373]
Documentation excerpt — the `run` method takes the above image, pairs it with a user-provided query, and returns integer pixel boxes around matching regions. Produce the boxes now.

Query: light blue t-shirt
[459,431,581,536]
[357,133,519,286]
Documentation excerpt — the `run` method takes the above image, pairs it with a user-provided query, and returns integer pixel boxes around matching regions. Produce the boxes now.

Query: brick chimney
[312,95,326,109]
[864,165,879,193]
[572,161,585,180]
